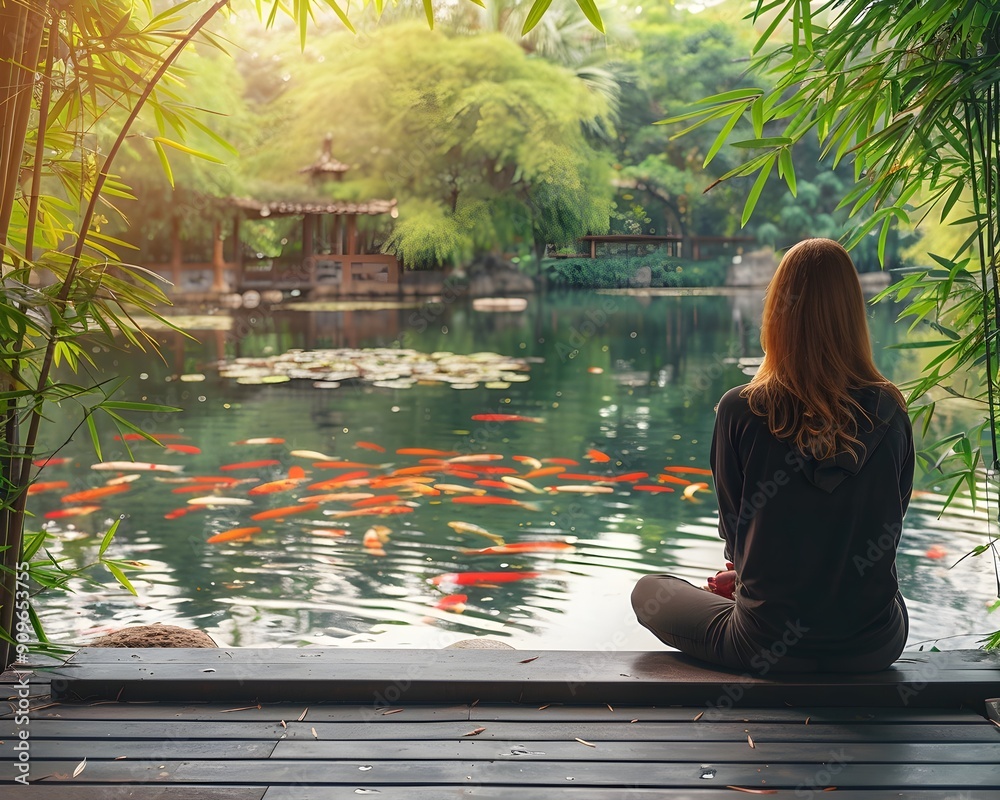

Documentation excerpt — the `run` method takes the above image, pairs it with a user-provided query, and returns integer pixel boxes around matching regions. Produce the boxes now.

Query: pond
[29,288,999,652]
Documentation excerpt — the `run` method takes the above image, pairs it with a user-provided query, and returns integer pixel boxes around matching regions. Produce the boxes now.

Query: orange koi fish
[172,484,228,495]
[445,468,480,480]
[351,494,402,508]
[925,545,948,559]
[164,506,201,520]
[609,472,649,483]
[249,467,307,496]
[470,414,543,423]
[475,479,515,491]
[431,571,541,586]
[434,484,487,495]
[463,465,519,475]
[369,476,435,489]
[45,505,101,519]
[632,485,675,493]
[586,449,611,463]
[542,458,579,467]
[657,474,692,486]
[396,448,458,457]
[207,526,262,544]
[308,471,371,490]
[61,484,130,503]
[513,455,543,470]
[193,475,242,485]
[451,495,538,509]
[434,593,468,612]
[300,492,375,504]
[558,473,616,482]
[33,456,72,467]
[251,503,320,521]
[461,541,576,555]
[390,465,445,478]
[235,438,285,445]
[681,482,710,502]
[27,481,69,495]
[364,525,391,546]
[663,466,714,476]
[312,461,380,470]
[220,460,281,471]
[309,528,349,538]
[447,454,505,464]
[523,466,566,480]
[329,505,416,519]
[165,444,201,455]
[355,441,386,453]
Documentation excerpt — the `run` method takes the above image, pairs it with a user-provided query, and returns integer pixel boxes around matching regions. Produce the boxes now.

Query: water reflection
[31,290,997,650]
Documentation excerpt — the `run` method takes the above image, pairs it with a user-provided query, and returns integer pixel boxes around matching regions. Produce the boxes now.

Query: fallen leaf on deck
[519,656,540,663]
[538,703,552,710]
[463,727,487,737]
[606,703,614,712]
[382,708,403,715]
[726,788,777,795]
[311,727,319,739]
[574,737,596,747]
[114,756,127,760]
[220,705,261,713]
[823,789,838,793]
[692,711,705,722]
[747,733,755,748]
[280,720,287,728]
[298,707,309,721]
[73,759,87,778]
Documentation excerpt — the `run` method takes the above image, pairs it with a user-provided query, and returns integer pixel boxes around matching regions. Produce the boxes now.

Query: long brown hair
[741,238,906,462]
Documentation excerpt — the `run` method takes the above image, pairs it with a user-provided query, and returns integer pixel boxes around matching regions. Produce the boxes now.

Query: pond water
[29,289,999,652]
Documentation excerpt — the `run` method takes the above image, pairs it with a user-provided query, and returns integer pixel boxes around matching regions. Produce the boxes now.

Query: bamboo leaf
[422,0,434,29]
[151,136,225,164]
[522,0,554,35]
[99,519,121,558]
[731,136,793,148]
[741,158,773,227]
[703,109,744,167]
[778,147,796,195]
[574,0,605,34]
[153,140,174,188]
[320,0,356,33]
[104,562,137,596]
[85,413,102,461]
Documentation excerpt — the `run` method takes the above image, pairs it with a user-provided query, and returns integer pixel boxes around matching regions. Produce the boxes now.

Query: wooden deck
[3,648,1000,797]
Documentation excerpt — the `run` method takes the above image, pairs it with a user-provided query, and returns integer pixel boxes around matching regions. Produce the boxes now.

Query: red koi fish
[61,484,130,503]
[431,571,541,586]
[542,458,579,467]
[250,503,320,521]
[663,466,713,476]
[207,526,262,544]
[164,506,202,520]
[192,475,242,485]
[27,481,69,495]
[310,528,349,538]
[351,494,401,508]
[308,471,371,490]
[235,438,285,445]
[434,593,468,612]
[609,472,649,483]
[33,457,72,467]
[220,460,281,471]
[397,448,458,457]
[461,542,575,555]
[586,449,611,463]
[632,485,675,493]
[165,444,201,455]
[369,476,435,489]
[445,468,480,480]
[925,545,948,559]
[470,414,544,423]
[461,465,519,475]
[329,505,415,519]
[657,474,692,486]
[475,480,514,491]
[355,441,386,453]
[558,473,615,482]
[390,466,445,477]
[45,505,101,519]
[523,466,566,479]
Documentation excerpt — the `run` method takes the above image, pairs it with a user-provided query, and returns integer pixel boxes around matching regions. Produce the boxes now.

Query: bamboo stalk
[24,11,58,264]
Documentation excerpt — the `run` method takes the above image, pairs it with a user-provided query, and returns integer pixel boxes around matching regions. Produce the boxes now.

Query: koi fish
[663,466,714,476]
[192,475,242,485]
[475,479,518,492]
[587,366,603,374]
[523,466,566,480]
[164,506,200,520]
[558,473,616,483]
[501,476,545,494]
[251,503,320,521]
[165,444,201,455]
[187,496,254,506]
[172,484,234,495]
[248,468,306,496]
[461,542,576,556]
[513,455,543,471]
[300,492,375,504]
[462,465,519,475]
[308,471,371,490]
[586,449,611,463]
[309,528,349,538]
[312,462,380,470]
[364,525,391,545]
[33,457,72,467]
[657,474,692,486]
[91,461,184,473]
[434,484,487,495]
[27,481,69,495]
[445,468,480,480]
[470,414,544,423]
[632,485,675,493]
[219,460,281,471]
[207,526,262,544]
[447,521,505,546]
[431,571,541,586]
[925,545,948,559]
[542,458,579,467]
[434,593,467,612]
[61,484,130,503]
[547,485,615,494]
[328,505,415,519]
[451,495,539,510]
[401,483,441,497]
[609,472,649,483]
[352,494,401,508]
[355,441,386,453]
[235,438,286,445]
[105,474,142,486]
[45,505,101,519]
[390,465,445,478]
[396,448,458,457]
[290,450,335,460]
[681,482,710,502]
[447,454,505,463]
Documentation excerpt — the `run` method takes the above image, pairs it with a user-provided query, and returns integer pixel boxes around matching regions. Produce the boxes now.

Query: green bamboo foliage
[658,0,1000,646]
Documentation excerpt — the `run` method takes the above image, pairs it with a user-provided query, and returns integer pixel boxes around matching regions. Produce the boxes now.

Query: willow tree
[0,0,590,670]
[661,1,1000,645]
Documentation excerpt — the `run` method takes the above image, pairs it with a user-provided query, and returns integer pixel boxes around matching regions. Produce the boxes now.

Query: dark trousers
[630,574,909,673]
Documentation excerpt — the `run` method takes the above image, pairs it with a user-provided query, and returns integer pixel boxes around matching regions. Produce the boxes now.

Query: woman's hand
[706,562,736,600]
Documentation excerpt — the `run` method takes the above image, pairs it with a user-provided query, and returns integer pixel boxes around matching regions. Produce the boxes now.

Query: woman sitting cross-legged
[632,238,913,673]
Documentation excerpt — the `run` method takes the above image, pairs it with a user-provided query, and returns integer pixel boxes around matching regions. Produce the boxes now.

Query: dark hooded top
[710,383,914,657]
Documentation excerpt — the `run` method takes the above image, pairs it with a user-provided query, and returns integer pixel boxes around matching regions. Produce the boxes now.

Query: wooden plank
[3,759,999,788]
[270,738,1000,763]
[988,698,1000,724]
[0,739,275,760]
[4,788,265,799]
[262,789,1000,800]
[9,718,1000,743]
